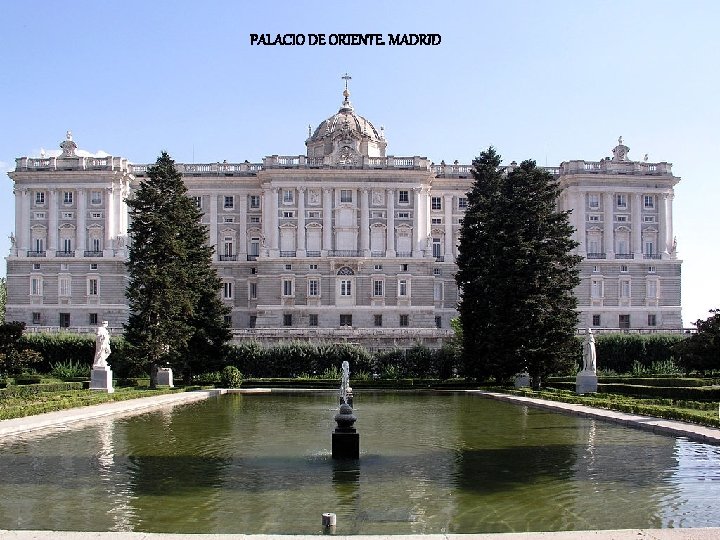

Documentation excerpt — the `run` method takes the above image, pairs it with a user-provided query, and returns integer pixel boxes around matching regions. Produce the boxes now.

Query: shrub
[221,366,243,388]
[51,360,90,380]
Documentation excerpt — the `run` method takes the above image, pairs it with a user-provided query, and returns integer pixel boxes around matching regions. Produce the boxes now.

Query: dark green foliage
[0,381,84,398]
[220,366,243,388]
[674,309,720,374]
[125,152,231,383]
[573,333,687,374]
[456,149,581,384]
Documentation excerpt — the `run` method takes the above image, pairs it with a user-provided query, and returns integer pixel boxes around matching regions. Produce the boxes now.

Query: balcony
[435,256,445,262]
[306,251,321,257]
[84,251,104,257]
[55,251,75,257]
[371,251,386,258]
[247,255,258,261]
[219,254,238,261]
[396,251,413,258]
[643,253,662,260]
[615,253,634,259]
[328,250,361,257]
[279,251,297,258]
[586,253,606,259]
[27,251,46,257]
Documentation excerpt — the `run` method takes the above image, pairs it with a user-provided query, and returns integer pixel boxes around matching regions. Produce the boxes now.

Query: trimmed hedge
[0,381,84,399]
[546,380,720,401]
[576,333,687,374]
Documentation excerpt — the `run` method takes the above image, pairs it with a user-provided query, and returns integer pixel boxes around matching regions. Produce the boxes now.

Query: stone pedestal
[90,366,114,393]
[157,368,174,387]
[576,371,598,394]
[332,430,359,460]
[514,372,531,388]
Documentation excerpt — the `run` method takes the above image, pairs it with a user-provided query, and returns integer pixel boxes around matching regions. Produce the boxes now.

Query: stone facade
[5,94,683,348]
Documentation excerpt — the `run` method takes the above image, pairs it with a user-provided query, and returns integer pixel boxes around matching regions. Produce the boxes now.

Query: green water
[0,391,719,534]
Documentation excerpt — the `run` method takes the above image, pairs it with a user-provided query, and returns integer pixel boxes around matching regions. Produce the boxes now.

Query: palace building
[5,86,682,348]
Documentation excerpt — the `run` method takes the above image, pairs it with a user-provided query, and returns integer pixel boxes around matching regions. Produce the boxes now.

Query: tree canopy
[125,151,230,383]
[675,309,720,374]
[455,148,581,385]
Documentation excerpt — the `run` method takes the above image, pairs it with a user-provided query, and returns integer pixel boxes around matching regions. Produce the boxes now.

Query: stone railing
[561,159,673,176]
[15,155,131,172]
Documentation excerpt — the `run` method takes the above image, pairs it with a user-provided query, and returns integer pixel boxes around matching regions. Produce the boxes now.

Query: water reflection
[0,392,718,534]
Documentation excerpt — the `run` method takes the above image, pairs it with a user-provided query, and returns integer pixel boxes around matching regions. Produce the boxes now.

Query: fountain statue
[89,321,114,393]
[332,361,359,459]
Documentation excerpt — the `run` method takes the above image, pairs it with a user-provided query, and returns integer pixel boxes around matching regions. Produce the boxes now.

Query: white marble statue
[93,321,112,368]
[582,328,597,373]
[340,361,351,405]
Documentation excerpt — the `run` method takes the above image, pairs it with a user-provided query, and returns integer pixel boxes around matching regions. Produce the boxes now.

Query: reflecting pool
[1,391,719,534]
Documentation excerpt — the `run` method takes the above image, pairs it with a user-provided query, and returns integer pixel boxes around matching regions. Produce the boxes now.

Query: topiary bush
[221,365,243,388]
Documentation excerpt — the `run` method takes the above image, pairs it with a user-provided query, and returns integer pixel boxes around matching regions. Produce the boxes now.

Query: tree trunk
[150,362,159,389]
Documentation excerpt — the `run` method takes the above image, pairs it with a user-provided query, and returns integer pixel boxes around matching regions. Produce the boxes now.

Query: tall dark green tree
[455,148,581,386]
[125,152,230,383]
[675,309,720,374]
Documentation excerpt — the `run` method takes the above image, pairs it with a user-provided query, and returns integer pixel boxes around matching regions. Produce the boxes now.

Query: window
[309,264,318,270]
[32,312,41,325]
[398,211,410,218]
[591,279,603,298]
[35,192,45,205]
[63,191,73,205]
[643,216,655,223]
[91,212,102,219]
[249,316,257,328]
[58,276,71,297]
[309,314,318,327]
[339,314,352,327]
[87,278,99,296]
[223,217,234,223]
[283,314,292,327]
[30,276,43,296]
[620,264,628,273]
[592,314,601,326]
[458,197,468,209]
[431,197,442,210]
[284,264,292,270]
[340,189,353,203]
[619,314,630,329]
[434,282,443,301]
[34,238,44,253]
[61,212,74,219]
[647,280,658,298]
[616,194,627,209]
[398,279,408,296]
[374,264,383,270]
[588,194,599,208]
[282,211,295,218]
[224,315,232,326]
[249,238,260,256]
[435,316,442,329]
[616,215,627,222]
[373,279,384,296]
[399,314,409,327]
[308,278,319,297]
[283,189,294,203]
[249,195,261,208]
[401,263,408,272]
[249,282,257,299]
[648,314,657,327]
[223,238,234,257]
[62,238,72,253]
[250,216,261,223]
[33,263,40,270]
[374,314,383,327]
[620,280,631,298]
[90,263,98,270]
[190,196,201,208]
[433,268,441,276]
[398,190,409,203]
[431,218,442,225]
[432,238,442,258]
[592,265,599,273]
[282,279,294,297]
[644,241,655,255]
[59,313,70,328]
[223,282,233,299]
[89,313,98,325]
[648,266,656,273]
[91,191,102,205]
[340,279,352,296]
[589,215,600,222]
[34,212,46,219]
[224,196,234,209]
[644,195,655,209]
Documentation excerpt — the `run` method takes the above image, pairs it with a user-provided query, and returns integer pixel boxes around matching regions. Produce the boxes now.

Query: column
[16,189,29,253]
[238,192,247,257]
[76,189,87,256]
[575,189,586,255]
[603,192,613,258]
[412,188,421,256]
[444,194,454,262]
[105,185,115,254]
[322,188,332,254]
[113,181,123,242]
[270,188,279,253]
[210,192,218,258]
[667,192,675,255]
[48,189,58,256]
[659,193,668,256]
[386,189,395,257]
[360,188,369,256]
[297,187,306,256]
[632,192,642,257]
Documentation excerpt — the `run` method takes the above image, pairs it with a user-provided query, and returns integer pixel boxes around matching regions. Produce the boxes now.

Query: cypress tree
[125,152,230,384]
[456,148,581,386]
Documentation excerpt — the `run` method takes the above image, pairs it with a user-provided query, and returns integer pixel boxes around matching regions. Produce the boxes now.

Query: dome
[306,88,387,163]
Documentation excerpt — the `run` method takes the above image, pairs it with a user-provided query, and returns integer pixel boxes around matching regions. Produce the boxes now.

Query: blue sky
[2,0,718,326]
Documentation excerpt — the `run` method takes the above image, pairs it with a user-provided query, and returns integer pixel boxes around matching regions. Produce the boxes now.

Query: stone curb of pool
[472,390,720,445]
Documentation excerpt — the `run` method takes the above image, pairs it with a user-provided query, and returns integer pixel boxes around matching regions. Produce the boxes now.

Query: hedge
[576,333,688,374]
[0,381,84,399]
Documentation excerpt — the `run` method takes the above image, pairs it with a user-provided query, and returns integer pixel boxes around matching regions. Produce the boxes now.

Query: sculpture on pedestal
[90,321,114,393]
[333,361,359,459]
[576,328,598,394]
